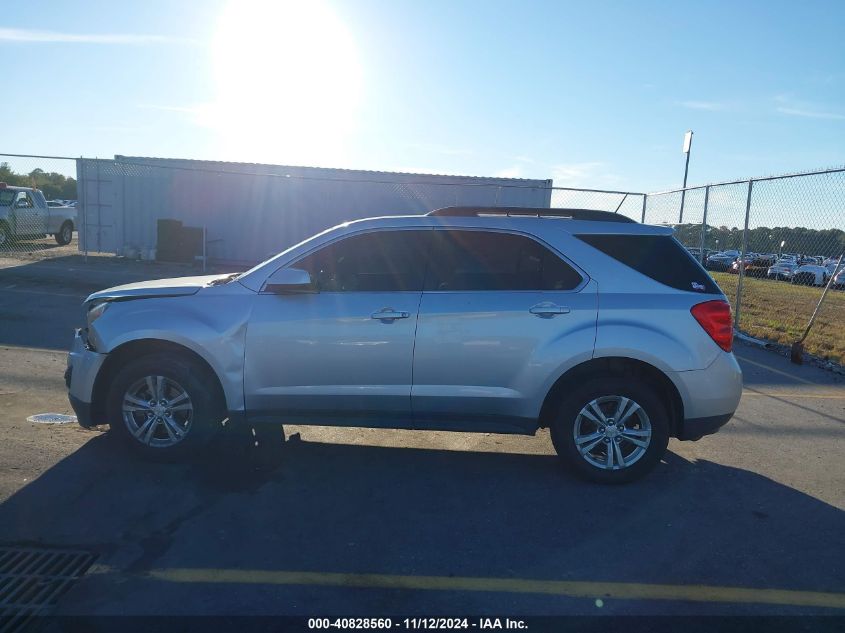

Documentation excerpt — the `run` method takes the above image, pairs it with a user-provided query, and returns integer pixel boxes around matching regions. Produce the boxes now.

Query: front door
[244,229,431,425]
[13,191,44,236]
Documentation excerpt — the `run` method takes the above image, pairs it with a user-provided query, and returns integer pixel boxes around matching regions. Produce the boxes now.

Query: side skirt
[234,410,538,436]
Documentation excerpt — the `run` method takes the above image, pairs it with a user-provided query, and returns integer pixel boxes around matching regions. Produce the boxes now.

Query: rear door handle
[529,302,570,317]
[371,308,410,321]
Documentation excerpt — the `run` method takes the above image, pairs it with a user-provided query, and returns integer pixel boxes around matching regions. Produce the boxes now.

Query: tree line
[669,223,844,258]
[0,163,77,201]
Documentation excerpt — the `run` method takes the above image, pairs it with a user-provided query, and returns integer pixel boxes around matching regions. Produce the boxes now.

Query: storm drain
[0,546,96,633]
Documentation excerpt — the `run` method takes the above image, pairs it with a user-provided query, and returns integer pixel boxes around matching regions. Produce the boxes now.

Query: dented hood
[85,274,232,303]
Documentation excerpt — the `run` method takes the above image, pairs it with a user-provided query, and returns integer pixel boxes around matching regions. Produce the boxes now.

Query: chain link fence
[548,187,646,222]
[645,167,845,364]
[0,154,79,264]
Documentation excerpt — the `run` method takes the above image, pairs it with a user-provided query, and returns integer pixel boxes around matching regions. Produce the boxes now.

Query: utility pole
[679,130,693,223]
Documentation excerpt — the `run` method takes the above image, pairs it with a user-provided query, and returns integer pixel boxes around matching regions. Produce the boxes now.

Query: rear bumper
[670,351,743,440]
[678,412,733,441]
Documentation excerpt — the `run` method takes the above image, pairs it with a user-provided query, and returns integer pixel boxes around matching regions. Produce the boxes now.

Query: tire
[105,353,224,461]
[55,221,73,246]
[550,377,670,484]
[0,222,11,249]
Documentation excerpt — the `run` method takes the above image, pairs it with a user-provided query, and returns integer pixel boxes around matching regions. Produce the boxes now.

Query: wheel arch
[90,338,226,424]
[538,357,684,437]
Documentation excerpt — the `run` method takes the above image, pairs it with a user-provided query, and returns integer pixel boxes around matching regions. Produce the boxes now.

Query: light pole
[679,130,693,224]
[780,240,786,259]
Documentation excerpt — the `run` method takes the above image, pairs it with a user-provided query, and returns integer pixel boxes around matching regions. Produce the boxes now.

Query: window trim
[261,225,589,295]
[421,227,588,294]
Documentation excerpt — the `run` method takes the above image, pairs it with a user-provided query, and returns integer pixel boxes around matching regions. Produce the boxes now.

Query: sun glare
[209,0,363,166]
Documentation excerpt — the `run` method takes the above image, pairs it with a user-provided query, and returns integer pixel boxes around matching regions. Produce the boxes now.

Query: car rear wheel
[55,221,73,246]
[105,353,224,461]
[550,378,670,484]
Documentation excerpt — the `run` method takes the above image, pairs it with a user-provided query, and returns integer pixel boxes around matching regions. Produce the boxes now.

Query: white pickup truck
[0,183,77,247]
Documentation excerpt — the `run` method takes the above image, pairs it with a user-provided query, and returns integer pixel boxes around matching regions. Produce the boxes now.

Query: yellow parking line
[736,355,817,386]
[148,568,845,610]
[742,391,845,399]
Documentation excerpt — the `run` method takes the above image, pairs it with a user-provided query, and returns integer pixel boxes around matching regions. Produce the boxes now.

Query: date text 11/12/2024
[307,618,528,630]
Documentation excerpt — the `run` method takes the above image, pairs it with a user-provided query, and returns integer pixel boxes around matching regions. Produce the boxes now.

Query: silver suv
[66,207,742,483]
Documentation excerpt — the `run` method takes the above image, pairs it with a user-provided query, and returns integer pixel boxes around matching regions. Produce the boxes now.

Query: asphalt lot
[0,256,843,619]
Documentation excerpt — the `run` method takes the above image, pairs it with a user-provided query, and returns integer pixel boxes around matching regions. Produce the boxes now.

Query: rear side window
[576,234,721,294]
[426,230,582,291]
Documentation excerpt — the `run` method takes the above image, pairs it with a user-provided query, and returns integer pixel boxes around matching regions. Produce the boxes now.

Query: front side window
[293,230,429,292]
[425,230,582,291]
[14,192,33,208]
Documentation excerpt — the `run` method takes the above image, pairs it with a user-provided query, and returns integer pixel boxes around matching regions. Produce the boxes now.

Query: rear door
[411,228,598,431]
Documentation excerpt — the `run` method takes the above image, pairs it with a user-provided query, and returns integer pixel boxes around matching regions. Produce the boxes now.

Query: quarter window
[294,230,429,292]
[425,230,582,291]
[576,234,721,294]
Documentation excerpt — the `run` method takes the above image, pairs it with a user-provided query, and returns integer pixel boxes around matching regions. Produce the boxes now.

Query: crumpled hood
[85,274,232,303]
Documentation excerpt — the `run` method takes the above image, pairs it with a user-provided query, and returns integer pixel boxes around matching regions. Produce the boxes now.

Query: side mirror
[263,267,316,294]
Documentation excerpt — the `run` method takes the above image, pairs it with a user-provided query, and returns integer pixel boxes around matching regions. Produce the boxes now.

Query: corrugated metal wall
[78,157,552,264]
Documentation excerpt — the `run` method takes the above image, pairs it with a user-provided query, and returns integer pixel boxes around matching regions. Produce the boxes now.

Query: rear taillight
[691,300,733,352]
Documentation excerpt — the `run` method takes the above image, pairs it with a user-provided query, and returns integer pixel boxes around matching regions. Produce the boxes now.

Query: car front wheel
[550,378,670,484]
[105,353,224,461]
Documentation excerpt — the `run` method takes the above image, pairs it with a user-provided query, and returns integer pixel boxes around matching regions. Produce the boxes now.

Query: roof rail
[426,206,637,223]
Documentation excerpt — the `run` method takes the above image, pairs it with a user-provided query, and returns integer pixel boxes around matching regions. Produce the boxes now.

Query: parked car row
[692,246,845,288]
[47,199,77,208]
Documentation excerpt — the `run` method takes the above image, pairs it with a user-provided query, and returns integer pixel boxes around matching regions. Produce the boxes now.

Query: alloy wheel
[121,375,193,447]
[572,395,652,471]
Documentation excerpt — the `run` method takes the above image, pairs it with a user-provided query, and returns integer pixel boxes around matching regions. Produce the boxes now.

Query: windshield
[233,222,348,284]
[0,190,15,206]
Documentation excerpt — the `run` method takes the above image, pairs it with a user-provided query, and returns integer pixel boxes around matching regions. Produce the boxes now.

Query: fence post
[641,194,647,223]
[79,156,88,263]
[699,185,710,265]
[734,180,754,328]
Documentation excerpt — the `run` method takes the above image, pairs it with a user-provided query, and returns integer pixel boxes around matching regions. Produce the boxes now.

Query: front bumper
[66,329,107,427]
[68,392,96,428]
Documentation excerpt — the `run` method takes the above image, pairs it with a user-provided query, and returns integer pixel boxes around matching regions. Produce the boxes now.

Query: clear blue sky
[2,0,844,192]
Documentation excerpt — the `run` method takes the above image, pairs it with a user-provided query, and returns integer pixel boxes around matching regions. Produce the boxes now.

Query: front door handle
[371,308,410,321]
[529,302,570,317]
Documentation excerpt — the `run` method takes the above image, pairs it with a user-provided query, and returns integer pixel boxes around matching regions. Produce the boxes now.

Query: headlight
[86,301,110,328]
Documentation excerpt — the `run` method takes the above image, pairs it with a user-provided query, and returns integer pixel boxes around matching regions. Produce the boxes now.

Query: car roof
[337,214,675,236]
